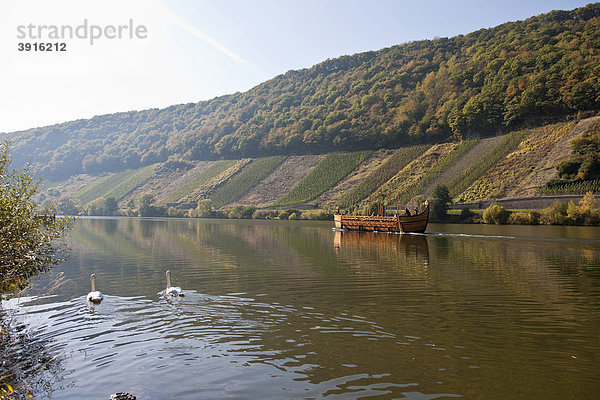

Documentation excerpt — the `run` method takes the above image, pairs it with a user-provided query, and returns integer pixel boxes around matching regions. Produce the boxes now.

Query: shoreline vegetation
[1,142,71,399]
[60,190,600,227]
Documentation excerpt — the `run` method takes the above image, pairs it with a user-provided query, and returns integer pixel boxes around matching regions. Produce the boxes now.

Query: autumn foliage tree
[0,142,71,291]
[1,142,71,398]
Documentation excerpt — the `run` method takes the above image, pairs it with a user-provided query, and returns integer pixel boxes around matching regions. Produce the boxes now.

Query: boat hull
[334,206,429,233]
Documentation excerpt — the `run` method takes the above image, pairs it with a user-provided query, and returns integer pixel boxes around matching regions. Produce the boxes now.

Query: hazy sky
[0,0,591,133]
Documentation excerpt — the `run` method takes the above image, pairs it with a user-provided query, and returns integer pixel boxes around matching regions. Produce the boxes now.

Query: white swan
[87,273,103,303]
[165,270,184,297]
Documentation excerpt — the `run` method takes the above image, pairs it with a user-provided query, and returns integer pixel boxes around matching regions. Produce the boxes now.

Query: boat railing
[340,215,398,222]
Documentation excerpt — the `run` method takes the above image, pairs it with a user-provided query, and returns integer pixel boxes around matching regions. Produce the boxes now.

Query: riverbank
[64,192,600,227]
[449,194,588,211]
[442,192,600,226]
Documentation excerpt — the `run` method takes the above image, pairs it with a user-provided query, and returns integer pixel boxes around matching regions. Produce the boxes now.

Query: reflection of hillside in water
[334,231,429,270]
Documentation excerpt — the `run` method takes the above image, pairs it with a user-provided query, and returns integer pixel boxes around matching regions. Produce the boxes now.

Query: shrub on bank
[539,192,600,225]
[508,211,540,225]
[252,210,279,219]
[300,210,333,220]
[540,201,569,225]
[166,206,188,218]
[482,203,509,224]
[251,209,332,220]
[277,210,291,220]
[228,205,256,219]
[459,207,475,223]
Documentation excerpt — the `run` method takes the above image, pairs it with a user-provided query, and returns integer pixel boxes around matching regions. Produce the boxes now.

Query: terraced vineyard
[457,121,579,202]
[103,164,157,200]
[162,160,236,204]
[525,118,599,197]
[397,140,478,203]
[73,165,157,203]
[359,143,458,206]
[421,137,502,198]
[335,145,430,208]
[317,150,394,208]
[182,159,252,203]
[233,155,324,207]
[448,132,527,200]
[539,179,600,194]
[210,156,287,207]
[44,117,600,211]
[276,151,373,206]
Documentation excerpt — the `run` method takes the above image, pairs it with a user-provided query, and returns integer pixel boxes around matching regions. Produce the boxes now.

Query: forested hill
[7,3,600,180]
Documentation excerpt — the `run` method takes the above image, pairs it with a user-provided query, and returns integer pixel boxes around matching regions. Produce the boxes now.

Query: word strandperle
[16,19,147,45]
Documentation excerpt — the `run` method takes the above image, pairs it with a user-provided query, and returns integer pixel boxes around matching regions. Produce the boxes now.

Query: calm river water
[5,218,600,399]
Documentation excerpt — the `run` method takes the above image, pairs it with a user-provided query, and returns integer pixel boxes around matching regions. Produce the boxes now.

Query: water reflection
[10,218,600,399]
[334,230,430,267]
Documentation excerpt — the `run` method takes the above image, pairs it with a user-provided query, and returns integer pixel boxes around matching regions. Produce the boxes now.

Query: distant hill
[38,116,599,215]
[5,3,600,182]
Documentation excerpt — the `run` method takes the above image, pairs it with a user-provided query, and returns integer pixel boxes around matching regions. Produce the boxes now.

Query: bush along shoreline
[54,184,600,226]
[1,142,72,399]
[57,195,336,221]
[441,192,600,226]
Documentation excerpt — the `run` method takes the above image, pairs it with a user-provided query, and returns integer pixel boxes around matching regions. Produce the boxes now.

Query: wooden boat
[334,202,429,233]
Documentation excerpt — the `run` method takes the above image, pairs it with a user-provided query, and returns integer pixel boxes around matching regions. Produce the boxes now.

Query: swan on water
[165,270,184,297]
[87,273,103,303]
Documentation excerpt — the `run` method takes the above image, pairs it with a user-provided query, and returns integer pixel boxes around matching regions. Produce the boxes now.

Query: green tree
[138,193,164,217]
[85,197,106,216]
[432,185,452,220]
[195,199,213,217]
[104,197,118,215]
[483,203,510,224]
[228,205,256,219]
[139,193,154,208]
[1,146,70,400]
[0,142,71,291]
[56,197,80,216]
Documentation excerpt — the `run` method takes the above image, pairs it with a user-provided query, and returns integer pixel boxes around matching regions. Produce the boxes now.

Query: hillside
[231,155,325,208]
[39,115,598,215]
[5,3,600,182]
[457,118,598,202]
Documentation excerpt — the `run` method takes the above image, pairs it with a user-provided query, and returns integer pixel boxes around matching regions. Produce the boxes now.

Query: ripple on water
[3,292,472,399]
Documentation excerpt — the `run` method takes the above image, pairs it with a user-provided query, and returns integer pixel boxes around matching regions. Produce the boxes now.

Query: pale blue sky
[0,0,591,133]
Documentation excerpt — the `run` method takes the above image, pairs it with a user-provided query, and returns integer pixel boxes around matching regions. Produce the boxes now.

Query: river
[4,218,600,399]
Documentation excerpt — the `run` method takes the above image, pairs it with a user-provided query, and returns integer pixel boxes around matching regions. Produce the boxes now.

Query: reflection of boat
[333,230,430,266]
[334,203,429,233]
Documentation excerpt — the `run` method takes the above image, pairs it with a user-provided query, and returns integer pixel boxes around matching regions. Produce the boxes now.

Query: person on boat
[405,207,411,216]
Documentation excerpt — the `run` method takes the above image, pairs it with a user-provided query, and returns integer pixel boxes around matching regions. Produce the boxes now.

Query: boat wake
[426,231,600,244]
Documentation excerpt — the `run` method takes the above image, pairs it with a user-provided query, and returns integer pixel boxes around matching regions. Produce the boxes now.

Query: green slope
[276,151,373,206]
[104,164,157,200]
[337,145,429,208]
[163,160,237,204]
[73,164,157,203]
[210,156,287,207]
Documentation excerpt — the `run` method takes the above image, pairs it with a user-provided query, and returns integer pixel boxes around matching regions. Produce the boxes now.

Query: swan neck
[166,271,171,288]
[90,275,96,292]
